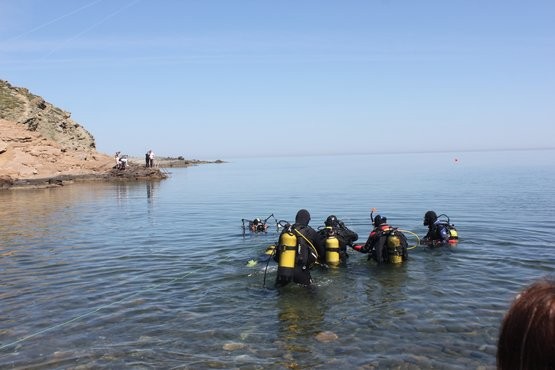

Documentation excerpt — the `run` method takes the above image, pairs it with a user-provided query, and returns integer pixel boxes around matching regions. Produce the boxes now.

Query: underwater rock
[315,331,338,342]
[223,342,246,351]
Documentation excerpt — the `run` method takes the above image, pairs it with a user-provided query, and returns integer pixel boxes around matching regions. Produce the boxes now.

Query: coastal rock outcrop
[0,80,168,189]
[0,118,114,188]
[1,79,96,152]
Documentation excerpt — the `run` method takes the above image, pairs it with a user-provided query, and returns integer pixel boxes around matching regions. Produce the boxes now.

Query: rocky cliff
[0,80,167,189]
[0,118,114,188]
[0,80,97,152]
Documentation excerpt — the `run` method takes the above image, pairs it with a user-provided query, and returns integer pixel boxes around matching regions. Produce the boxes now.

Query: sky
[1,0,554,159]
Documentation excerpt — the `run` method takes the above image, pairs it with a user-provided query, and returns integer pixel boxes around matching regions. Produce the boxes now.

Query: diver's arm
[352,234,373,253]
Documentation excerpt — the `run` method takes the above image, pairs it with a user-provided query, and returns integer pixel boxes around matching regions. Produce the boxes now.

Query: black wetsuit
[356,224,408,264]
[274,223,325,287]
[359,224,391,264]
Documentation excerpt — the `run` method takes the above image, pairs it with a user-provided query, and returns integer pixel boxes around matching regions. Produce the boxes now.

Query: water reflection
[113,181,159,207]
[275,287,326,359]
[364,265,410,337]
[146,181,154,203]
[368,265,408,308]
[115,182,129,205]
[0,185,111,247]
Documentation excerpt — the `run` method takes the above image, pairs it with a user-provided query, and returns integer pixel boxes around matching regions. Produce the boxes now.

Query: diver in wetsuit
[250,218,268,232]
[318,215,358,265]
[274,209,325,287]
[422,211,458,245]
[352,212,408,264]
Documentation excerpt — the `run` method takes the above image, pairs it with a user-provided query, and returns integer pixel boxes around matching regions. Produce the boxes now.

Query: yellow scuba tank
[448,226,459,244]
[387,233,403,264]
[325,227,340,266]
[277,229,297,279]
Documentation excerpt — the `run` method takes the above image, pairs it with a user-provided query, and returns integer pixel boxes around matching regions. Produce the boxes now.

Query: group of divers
[243,209,458,287]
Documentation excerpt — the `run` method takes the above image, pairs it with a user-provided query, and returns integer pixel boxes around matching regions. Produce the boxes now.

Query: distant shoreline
[1,159,225,190]
[129,157,225,168]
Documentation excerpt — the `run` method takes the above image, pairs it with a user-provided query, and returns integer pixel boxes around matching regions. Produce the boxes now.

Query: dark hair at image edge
[496,277,555,370]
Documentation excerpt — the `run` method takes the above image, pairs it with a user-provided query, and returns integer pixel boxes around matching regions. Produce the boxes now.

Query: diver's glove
[351,244,363,252]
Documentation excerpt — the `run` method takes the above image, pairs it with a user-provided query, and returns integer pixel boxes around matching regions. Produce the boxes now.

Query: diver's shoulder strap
[294,227,319,261]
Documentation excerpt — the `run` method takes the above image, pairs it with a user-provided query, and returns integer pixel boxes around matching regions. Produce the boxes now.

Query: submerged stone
[315,331,339,342]
[223,342,246,351]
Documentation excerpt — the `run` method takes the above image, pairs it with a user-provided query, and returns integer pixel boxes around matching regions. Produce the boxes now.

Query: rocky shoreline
[1,80,223,190]
[2,163,166,190]
[1,158,226,190]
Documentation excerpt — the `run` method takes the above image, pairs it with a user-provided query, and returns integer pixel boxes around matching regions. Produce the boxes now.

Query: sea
[1,150,554,369]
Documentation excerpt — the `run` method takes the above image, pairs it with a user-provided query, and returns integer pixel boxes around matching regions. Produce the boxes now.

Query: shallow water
[1,150,554,369]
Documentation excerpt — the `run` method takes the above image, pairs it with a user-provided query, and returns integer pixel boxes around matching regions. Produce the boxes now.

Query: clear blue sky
[1,0,554,159]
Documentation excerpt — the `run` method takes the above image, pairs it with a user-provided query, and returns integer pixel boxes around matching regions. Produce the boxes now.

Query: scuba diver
[352,210,408,264]
[318,215,358,266]
[422,211,458,245]
[242,214,277,234]
[274,209,326,287]
[250,218,268,232]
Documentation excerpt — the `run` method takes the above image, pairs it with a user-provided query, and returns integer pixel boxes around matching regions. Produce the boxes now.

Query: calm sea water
[1,150,554,369]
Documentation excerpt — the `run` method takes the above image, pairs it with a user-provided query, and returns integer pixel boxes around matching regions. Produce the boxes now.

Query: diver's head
[373,215,387,227]
[424,211,438,226]
[295,209,311,226]
[253,218,261,224]
[325,215,338,227]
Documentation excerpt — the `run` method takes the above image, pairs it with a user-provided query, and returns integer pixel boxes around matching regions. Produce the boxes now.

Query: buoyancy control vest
[432,222,458,244]
[369,224,392,238]
[369,225,408,264]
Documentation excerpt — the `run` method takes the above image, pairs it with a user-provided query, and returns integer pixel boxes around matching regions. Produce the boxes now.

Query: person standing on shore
[148,150,155,167]
[115,151,121,167]
[145,151,150,167]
